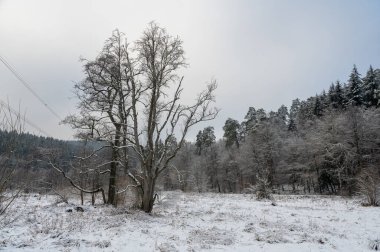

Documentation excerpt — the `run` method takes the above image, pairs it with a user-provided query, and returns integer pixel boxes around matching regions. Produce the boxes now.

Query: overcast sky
[0,0,379,141]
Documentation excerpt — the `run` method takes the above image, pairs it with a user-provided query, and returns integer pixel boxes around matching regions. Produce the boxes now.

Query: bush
[255,174,272,200]
[357,167,379,206]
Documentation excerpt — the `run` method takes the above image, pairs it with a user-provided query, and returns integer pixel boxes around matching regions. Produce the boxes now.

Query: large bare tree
[63,30,131,205]
[126,23,218,212]
[64,23,218,212]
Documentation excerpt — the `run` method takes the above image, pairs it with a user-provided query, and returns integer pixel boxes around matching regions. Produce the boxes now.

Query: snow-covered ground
[0,191,379,251]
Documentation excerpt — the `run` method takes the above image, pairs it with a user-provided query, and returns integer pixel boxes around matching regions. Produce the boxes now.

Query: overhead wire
[0,54,62,121]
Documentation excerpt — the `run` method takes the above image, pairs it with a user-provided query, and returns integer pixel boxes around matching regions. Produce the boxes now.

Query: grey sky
[0,0,379,140]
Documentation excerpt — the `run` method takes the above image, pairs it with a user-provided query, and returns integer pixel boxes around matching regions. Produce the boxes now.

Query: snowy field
[1,191,379,251]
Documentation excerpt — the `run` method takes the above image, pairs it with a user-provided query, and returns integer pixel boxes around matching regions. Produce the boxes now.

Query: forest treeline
[1,65,379,202]
[0,130,88,191]
[163,65,380,198]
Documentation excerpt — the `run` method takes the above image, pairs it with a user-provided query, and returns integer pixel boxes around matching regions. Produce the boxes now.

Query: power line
[0,99,52,137]
[0,54,62,121]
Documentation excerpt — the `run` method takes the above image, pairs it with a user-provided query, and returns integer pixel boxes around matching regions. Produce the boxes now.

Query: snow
[1,191,379,251]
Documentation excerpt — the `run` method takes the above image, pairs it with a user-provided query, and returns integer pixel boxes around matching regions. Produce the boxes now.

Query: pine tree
[375,69,380,106]
[277,105,289,125]
[195,127,216,155]
[195,131,203,155]
[223,118,241,148]
[288,98,300,131]
[256,108,267,122]
[347,65,363,106]
[362,65,379,107]
[320,90,329,110]
[335,81,345,109]
[298,98,314,124]
[313,96,323,117]
[328,82,337,108]
[243,107,257,132]
[202,126,216,148]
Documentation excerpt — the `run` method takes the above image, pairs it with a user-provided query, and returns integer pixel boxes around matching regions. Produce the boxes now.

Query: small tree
[0,101,24,223]
[255,166,272,200]
[357,167,379,206]
[48,142,108,205]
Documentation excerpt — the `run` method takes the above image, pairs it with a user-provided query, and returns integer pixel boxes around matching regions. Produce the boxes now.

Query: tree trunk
[217,181,221,193]
[107,159,117,205]
[107,126,121,206]
[80,191,84,205]
[101,189,106,204]
[141,176,156,213]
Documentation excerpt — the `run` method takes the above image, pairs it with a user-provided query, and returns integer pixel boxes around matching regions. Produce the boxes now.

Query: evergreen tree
[347,65,363,106]
[243,107,257,132]
[320,90,329,111]
[298,98,314,124]
[277,105,289,125]
[313,96,323,117]
[362,65,379,107]
[375,69,380,106]
[195,131,203,155]
[202,126,216,148]
[328,83,337,108]
[223,118,241,148]
[195,127,216,155]
[288,98,300,131]
[335,81,346,109]
[256,108,267,122]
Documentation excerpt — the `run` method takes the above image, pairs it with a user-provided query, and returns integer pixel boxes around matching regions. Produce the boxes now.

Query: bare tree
[64,23,218,212]
[126,23,218,212]
[0,101,24,224]
[47,143,108,205]
[62,30,131,205]
[357,167,379,206]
